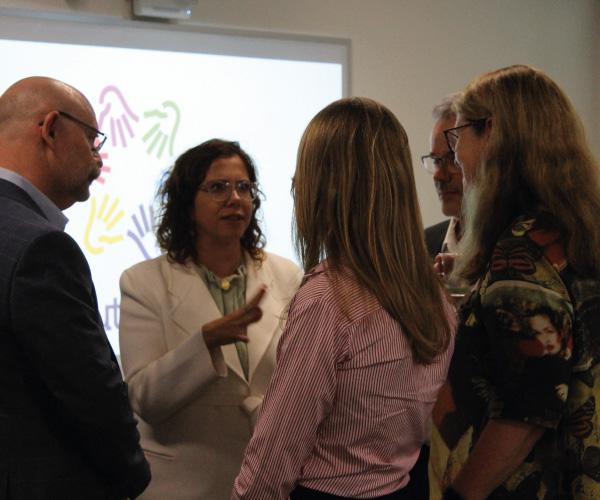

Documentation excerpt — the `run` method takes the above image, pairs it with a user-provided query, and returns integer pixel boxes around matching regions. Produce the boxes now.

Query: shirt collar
[441,217,460,254]
[0,166,69,230]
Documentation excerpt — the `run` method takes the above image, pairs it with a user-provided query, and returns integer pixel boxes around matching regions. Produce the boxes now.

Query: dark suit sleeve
[10,230,151,499]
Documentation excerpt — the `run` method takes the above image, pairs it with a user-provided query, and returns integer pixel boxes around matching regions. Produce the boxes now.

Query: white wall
[1,0,598,227]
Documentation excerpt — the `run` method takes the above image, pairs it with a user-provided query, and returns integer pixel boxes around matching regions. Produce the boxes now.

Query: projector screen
[0,9,347,354]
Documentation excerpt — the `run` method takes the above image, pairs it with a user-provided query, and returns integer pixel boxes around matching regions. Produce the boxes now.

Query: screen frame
[0,6,351,94]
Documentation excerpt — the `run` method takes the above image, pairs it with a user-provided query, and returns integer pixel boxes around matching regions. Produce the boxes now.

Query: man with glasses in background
[0,77,150,499]
[404,92,464,500]
[422,92,464,261]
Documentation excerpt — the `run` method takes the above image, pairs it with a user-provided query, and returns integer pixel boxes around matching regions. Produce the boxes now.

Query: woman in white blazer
[119,139,302,500]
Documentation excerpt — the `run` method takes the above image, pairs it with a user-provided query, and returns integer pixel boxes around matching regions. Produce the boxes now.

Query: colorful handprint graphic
[85,195,125,255]
[126,204,158,261]
[142,101,180,159]
[95,151,111,185]
[98,85,140,149]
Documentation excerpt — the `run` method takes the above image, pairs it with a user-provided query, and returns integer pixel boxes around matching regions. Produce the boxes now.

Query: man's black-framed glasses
[421,152,460,175]
[59,111,107,153]
[443,118,487,154]
[198,180,259,202]
[39,111,108,153]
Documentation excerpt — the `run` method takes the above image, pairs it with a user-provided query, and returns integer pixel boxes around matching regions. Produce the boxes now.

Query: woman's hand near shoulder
[202,286,266,349]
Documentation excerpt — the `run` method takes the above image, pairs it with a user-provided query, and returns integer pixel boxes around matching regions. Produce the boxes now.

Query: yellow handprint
[85,195,125,255]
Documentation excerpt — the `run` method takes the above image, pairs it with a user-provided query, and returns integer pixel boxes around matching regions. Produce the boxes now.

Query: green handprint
[142,100,181,159]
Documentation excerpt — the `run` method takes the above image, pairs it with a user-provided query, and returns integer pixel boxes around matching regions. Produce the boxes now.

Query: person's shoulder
[292,266,333,308]
[262,252,301,273]
[0,205,67,262]
[257,252,303,299]
[425,219,451,231]
[500,213,558,243]
[293,265,377,323]
[120,253,177,291]
[296,263,352,304]
[0,189,55,237]
[122,253,168,278]
[425,219,451,237]
[424,219,452,258]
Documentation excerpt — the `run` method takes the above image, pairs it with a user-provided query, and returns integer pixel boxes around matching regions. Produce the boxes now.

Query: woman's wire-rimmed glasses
[198,180,259,202]
[443,118,487,154]
[421,153,460,175]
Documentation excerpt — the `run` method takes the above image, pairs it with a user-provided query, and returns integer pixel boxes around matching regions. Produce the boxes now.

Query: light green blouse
[195,262,249,381]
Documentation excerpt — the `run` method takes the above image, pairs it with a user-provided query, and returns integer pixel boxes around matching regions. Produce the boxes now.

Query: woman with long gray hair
[430,65,600,500]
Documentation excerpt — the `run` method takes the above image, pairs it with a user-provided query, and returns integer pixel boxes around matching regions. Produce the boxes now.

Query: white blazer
[119,252,302,500]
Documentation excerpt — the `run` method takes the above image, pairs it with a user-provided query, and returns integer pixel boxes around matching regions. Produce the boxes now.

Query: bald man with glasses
[0,77,150,499]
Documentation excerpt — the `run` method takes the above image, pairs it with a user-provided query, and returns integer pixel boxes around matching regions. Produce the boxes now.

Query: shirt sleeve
[480,237,574,429]
[119,264,222,425]
[232,289,347,500]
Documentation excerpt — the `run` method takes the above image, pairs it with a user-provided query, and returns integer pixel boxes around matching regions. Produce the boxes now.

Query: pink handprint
[98,86,140,149]
[95,151,111,185]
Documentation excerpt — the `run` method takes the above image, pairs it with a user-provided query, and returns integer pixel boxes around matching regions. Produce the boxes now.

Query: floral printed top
[430,212,600,499]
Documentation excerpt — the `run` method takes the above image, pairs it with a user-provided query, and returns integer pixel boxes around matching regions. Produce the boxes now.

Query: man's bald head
[0,77,92,131]
[0,76,102,210]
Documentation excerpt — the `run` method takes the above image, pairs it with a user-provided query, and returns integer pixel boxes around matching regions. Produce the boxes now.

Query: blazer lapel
[245,255,282,382]
[165,259,248,382]
[166,260,219,334]
[162,256,286,384]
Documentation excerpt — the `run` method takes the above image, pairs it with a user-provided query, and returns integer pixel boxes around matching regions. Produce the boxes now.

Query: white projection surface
[0,12,346,354]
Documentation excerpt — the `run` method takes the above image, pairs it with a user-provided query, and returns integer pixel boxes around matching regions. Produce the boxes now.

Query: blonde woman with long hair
[233,97,456,500]
[430,65,600,500]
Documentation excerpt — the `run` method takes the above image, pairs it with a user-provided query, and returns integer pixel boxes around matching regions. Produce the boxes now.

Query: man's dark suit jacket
[424,219,451,259]
[0,180,150,499]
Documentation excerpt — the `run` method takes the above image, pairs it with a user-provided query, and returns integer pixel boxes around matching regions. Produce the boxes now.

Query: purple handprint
[127,204,157,260]
[98,85,140,148]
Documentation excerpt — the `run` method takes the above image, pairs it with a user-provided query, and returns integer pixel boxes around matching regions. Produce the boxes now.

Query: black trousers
[289,485,412,500]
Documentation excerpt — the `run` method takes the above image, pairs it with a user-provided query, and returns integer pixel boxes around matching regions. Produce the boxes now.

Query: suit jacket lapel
[245,255,282,382]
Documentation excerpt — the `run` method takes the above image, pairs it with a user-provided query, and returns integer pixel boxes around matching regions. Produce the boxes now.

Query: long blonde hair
[293,97,452,364]
[453,65,600,283]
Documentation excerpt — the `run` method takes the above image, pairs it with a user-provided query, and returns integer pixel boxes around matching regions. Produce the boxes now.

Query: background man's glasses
[198,180,259,202]
[421,153,460,175]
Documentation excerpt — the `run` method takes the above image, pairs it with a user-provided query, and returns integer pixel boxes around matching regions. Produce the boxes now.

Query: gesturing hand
[202,286,266,350]
[434,252,456,279]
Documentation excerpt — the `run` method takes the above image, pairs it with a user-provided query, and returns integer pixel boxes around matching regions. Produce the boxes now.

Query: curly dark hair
[155,139,265,264]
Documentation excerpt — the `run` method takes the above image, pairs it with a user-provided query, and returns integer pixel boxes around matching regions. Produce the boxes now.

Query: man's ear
[40,111,59,148]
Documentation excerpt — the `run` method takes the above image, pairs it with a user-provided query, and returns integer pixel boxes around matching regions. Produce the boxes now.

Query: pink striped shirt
[232,262,456,499]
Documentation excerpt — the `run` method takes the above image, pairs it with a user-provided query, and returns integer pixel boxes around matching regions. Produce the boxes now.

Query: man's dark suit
[0,179,150,499]
[424,219,451,259]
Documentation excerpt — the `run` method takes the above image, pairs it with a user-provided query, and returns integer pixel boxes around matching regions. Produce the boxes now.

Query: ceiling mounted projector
[132,0,199,20]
